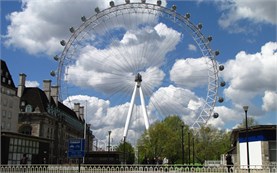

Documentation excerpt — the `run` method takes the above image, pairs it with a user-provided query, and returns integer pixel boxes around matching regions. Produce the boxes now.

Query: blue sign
[68,138,85,158]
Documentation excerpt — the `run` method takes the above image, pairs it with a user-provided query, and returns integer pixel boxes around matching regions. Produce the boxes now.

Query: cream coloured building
[1,60,20,132]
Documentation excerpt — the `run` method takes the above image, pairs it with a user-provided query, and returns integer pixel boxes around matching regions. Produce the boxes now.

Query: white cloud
[207,106,241,128]
[222,41,277,114]
[170,57,209,89]
[25,80,39,87]
[63,95,152,145]
[217,0,277,33]
[62,83,207,145]
[148,85,204,124]
[3,0,167,56]
[188,44,197,51]
[66,23,179,95]
[262,91,277,112]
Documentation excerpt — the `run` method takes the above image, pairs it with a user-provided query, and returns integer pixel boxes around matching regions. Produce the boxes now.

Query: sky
[1,0,277,148]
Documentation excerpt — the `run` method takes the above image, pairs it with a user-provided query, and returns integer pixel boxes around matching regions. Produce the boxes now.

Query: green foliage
[237,117,258,128]
[137,116,232,164]
[115,141,135,164]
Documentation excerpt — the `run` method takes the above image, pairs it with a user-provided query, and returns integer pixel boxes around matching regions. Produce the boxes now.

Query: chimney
[17,73,26,97]
[51,85,59,105]
[79,106,84,121]
[43,80,51,102]
[74,103,80,119]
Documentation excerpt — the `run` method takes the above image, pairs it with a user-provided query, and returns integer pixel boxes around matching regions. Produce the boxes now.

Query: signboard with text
[68,138,85,158]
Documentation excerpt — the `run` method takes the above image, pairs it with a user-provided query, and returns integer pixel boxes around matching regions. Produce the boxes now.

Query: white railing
[1,164,276,173]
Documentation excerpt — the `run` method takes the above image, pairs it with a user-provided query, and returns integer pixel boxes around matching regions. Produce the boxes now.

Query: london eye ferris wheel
[51,0,225,140]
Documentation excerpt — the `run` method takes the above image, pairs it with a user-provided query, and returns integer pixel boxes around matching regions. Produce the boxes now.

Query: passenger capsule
[219,65,224,71]
[110,1,115,7]
[50,71,56,77]
[69,27,75,33]
[215,50,220,56]
[95,7,100,13]
[207,36,213,42]
[213,112,219,119]
[172,5,177,11]
[81,16,86,22]
[60,40,66,46]
[197,23,202,30]
[185,13,190,19]
[218,97,224,103]
[157,0,162,6]
[53,55,59,61]
[220,81,226,87]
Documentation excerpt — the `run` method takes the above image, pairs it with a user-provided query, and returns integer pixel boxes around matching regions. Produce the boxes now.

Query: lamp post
[108,131,112,152]
[243,106,250,173]
[192,137,195,165]
[181,125,184,165]
[188,131,190,165]
[108,131,111,163]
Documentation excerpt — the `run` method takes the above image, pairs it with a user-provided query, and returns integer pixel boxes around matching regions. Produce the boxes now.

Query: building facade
[1,59,94,164]
[230,125,276,168]
[17,75,89,163]
[1,60,20,132]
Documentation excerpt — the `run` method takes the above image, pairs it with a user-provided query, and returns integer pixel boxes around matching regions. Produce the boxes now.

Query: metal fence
[1,164,276,173]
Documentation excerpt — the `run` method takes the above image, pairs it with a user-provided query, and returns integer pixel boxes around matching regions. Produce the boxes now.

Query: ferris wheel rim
[55,1,220,128]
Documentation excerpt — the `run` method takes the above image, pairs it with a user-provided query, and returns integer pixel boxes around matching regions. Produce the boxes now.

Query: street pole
[124,136,126,164]
[181,125,184,165]
[243,106,250,173]
[108,131,111,163]
[192,137,195,165]
[188,131,190,165]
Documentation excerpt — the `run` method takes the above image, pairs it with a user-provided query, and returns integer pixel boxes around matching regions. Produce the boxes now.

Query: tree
[115,141,135,164]
[137,116,232,165]
[237,117,258,128]
[137,115,186,164]
[193,125,231,163]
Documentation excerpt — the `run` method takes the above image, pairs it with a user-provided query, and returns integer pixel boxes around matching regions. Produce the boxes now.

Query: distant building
[1,59,94,164]
[17,75,90,163]
[230,125,276,168]
[0,60,20,132]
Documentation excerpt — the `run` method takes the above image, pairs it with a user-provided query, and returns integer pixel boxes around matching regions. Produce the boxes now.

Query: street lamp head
[108,130,112,135]
[243,105,249,112]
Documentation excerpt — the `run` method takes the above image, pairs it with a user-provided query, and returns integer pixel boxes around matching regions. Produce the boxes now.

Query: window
[2,110,6,117]
[9,100,13,108]
[269,141,276,162]
[6,123,11,130]
[7,111,12,119]
[19,125,32,135]
[3,99,8,106]
[25,105,32,112]
[8,80,11,85]
[8,138,37,164]
[21,101,26,106]
[1,121,5,129]
[2,77,6,83]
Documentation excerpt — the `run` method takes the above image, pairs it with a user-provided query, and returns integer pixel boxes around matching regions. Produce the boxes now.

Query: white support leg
[139,87,149,130]
[123,83,138,138]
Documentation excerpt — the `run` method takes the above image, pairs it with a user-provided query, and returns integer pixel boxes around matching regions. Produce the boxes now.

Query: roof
[58,101,80,121]
[21,87,49,112]
[1,59,16,89]
[231,125,276,144]
[21,87,81,121]
[232,125,276,133]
